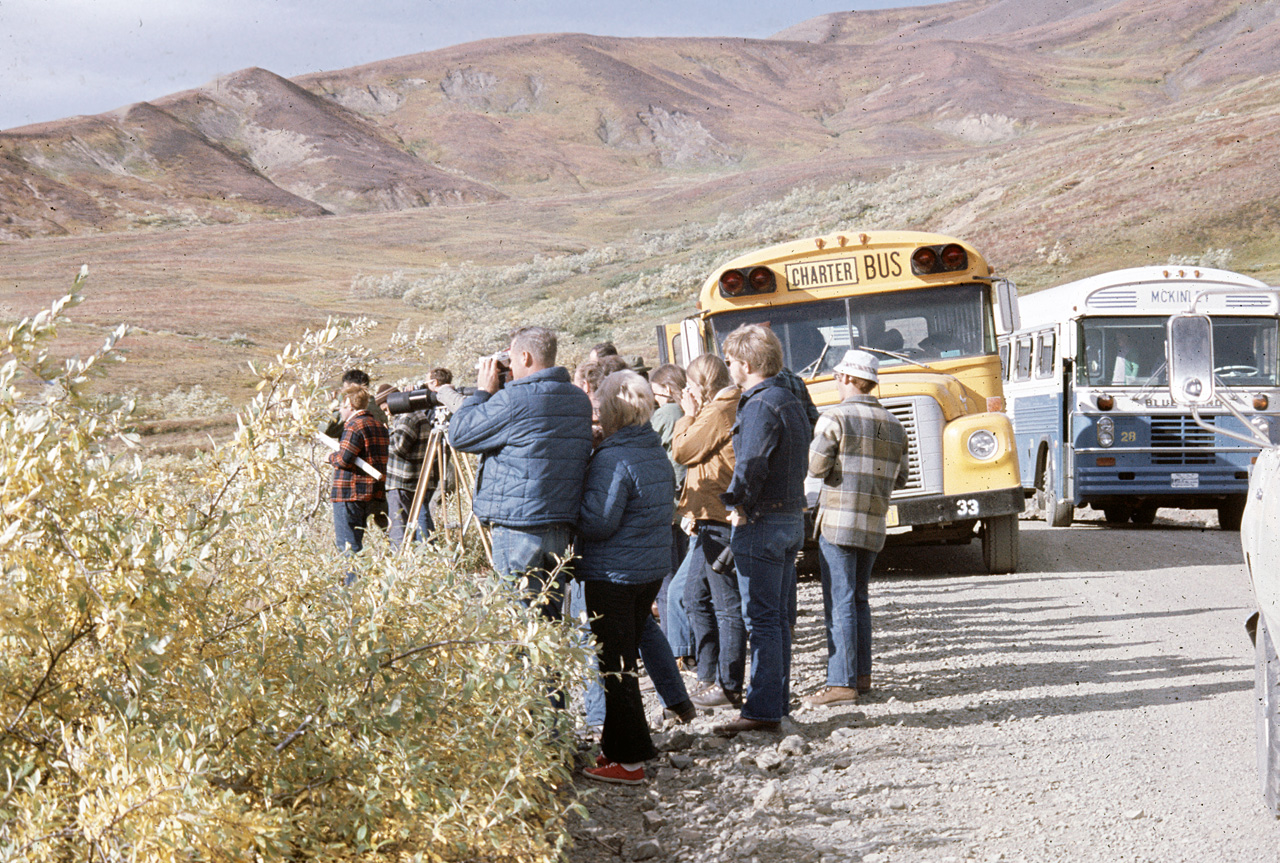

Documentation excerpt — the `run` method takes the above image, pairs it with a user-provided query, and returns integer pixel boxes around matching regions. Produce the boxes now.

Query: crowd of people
[322,325,910,786]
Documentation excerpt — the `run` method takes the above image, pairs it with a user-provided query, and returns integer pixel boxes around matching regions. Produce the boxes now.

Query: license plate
[886,505,899,528]
[1171,472,1200,489]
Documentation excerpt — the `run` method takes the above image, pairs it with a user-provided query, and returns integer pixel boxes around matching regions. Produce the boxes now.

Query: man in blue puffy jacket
[448,326,595,621]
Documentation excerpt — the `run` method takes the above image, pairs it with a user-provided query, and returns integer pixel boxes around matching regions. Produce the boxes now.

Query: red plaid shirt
[329,411,389,502]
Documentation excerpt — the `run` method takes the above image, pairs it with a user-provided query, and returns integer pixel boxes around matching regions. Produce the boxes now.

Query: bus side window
[1016,338,1034,380]
[1036,331,1055,378]
[999,342,1011,379]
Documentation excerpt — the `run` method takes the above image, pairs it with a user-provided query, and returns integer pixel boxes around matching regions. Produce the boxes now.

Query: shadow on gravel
[786,570,1254,730]
[877,520,1244,576]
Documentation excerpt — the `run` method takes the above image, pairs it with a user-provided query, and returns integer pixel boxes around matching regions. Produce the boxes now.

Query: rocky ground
[564,510,1280,862]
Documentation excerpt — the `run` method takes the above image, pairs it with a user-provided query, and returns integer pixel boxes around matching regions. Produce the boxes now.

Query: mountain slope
[4,0,1278,240]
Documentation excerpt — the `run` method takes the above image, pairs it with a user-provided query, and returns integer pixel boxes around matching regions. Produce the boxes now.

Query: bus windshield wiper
[863,346,940,373]
[798,343,830,379]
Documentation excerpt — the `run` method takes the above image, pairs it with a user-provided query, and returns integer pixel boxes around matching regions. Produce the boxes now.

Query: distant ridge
[3,0,1279,240]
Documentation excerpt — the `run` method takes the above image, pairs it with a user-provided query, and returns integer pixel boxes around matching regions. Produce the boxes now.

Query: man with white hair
[448,326,594,621]
[803,349,910,707]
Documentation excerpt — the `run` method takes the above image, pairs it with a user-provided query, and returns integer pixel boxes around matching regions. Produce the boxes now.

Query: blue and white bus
[1001,266,1280,529]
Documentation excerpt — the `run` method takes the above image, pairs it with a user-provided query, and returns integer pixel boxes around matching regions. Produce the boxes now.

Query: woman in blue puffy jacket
[578,370,676,785]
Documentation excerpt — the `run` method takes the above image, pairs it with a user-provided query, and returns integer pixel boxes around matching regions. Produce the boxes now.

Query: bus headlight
[1097,416,1115,447]
[1251,416,1272,437]
[966,429,999,460]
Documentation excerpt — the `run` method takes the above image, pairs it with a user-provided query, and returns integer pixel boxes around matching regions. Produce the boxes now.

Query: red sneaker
[584,761,645,785]
[595,754,609,767]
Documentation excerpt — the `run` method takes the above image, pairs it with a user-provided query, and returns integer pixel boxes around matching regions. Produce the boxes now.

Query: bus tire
[1254,613,1280,814]
[981,514,1019,574]
[1131,502,1159,525]
[1220,496,1247,531]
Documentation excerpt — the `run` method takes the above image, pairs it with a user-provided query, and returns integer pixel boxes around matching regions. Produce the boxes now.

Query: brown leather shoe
[801,686,859,707]
[714,715,781,737]
[691,685,742,709]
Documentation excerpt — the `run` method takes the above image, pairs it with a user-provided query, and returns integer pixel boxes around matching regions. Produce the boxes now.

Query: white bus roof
[1020,265,1276,324]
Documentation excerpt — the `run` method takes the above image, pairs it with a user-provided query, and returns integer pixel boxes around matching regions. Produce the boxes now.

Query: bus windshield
[1077,315,1280,387]
[706,284,994,378]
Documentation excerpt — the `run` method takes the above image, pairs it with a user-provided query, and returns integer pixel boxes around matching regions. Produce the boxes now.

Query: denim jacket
[720,376,810,520]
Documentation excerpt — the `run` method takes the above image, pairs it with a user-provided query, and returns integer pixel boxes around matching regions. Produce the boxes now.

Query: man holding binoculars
[447,326,594,621]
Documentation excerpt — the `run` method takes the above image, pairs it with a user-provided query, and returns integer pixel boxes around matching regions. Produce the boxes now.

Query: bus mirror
[1166,313,1215,407]
[994,279,1020,334]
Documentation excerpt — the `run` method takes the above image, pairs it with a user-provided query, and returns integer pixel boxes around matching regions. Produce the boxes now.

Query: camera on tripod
[385,385,477,416]
[384,388,441,416]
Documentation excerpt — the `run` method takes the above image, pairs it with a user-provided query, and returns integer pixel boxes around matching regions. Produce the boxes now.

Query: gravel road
[567,512,1280,862]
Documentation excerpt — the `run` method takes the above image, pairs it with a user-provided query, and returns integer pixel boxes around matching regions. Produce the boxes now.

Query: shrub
[1,271,591,862]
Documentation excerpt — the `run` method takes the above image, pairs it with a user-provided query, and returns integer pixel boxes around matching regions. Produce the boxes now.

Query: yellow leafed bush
[0,270,592,862]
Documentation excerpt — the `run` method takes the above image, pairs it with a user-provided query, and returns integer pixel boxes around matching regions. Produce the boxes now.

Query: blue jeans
[686,522,746,691]
[388,487,434,548]
[490,524,572,622]
[662,543,696,658]
[817,536,875,687]
[575,583,690,728]
[732,511,803,723]
[333,499,374,554]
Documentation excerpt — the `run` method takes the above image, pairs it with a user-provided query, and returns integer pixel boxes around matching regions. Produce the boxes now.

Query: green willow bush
[0,270,592,862]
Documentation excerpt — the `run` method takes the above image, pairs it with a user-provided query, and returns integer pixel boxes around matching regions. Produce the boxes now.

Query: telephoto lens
[710,544,735,575]
[384,388,439,415]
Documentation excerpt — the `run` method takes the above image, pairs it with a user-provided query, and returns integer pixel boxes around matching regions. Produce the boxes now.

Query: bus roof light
[720,270,746,296]
[748,266,776,292]
[718,266,777,298]
[911,246,939,274]
[940,244,968,271]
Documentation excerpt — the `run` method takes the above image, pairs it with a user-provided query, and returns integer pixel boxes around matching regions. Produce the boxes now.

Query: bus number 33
[957,499,981,516]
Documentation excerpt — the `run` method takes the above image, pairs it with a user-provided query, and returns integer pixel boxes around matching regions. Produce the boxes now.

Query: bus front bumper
[890,487,1025,529]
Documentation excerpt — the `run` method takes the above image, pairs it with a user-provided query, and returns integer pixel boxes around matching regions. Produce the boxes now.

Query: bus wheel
[1039,460,1073,527]
[1131,502,1159,525]
[1219,496,1246,531]
[981,514,1019,574]
[1253,613,1280,814]
[1103,507,1132,524]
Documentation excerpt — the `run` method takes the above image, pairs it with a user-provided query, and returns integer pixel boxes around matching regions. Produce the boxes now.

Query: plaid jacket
[808,394,909,552]
[386,409,436,492]
[329,411,389,502]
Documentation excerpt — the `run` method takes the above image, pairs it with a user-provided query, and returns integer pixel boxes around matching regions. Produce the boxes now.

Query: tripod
[400,421,492,565]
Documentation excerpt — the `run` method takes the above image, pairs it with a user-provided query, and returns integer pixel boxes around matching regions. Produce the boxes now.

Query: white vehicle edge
[1166,299,1280,814]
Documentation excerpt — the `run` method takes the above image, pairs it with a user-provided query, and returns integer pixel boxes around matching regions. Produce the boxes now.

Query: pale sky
[0,0,948,131]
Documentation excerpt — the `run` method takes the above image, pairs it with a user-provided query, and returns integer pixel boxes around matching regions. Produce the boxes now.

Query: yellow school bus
[657,230,1024,573]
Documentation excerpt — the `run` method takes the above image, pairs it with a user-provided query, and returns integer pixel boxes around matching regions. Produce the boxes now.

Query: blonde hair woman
[671,355,747,709]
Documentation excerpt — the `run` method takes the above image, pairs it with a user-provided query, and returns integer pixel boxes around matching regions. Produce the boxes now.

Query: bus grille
[882,397,944,495]
[1150,415,1216,465]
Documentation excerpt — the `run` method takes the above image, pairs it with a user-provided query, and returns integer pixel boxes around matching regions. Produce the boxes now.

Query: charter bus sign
[785,252,904,290]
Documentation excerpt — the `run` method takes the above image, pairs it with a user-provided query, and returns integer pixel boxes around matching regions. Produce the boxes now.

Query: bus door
[654,318,708,368]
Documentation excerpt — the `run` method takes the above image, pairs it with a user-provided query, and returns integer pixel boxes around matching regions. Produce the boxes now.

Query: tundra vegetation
[0,271,592,862]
